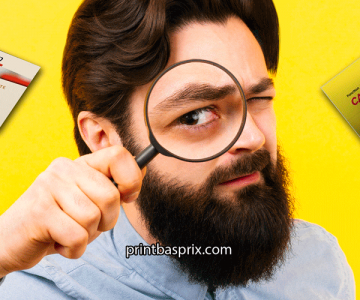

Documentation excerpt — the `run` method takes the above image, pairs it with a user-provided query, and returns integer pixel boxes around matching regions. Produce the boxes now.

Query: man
[0,0,355,299]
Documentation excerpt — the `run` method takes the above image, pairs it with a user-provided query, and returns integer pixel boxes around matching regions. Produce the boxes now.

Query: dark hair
[62,0,279,155]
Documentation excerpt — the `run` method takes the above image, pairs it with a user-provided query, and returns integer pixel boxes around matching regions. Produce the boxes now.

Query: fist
[0,145,145,277]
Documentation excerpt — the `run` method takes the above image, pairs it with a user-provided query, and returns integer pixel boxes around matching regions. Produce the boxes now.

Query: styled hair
[62,0,279,155]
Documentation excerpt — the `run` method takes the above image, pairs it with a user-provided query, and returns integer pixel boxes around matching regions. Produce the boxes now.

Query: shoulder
[224,220,355,300]
[290,219,347,260]
[288,219,354,285]
[290,219,354,283]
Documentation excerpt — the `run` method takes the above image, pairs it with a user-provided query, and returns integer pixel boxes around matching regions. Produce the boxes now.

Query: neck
[122,202,157,245]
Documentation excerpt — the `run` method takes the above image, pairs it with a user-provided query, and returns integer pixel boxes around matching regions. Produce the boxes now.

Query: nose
[227,111,265,155]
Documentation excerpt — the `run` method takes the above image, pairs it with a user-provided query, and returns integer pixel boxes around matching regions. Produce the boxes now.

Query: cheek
[149,155,216,187]
[130,88,152,146]
[253,106,277,160]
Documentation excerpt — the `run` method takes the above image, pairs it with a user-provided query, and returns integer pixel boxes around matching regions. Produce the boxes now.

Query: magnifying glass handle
[111,144,158,187]
[135,144,158,169]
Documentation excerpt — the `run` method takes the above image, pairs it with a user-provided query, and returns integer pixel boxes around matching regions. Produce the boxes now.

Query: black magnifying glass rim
[144,58,247,163]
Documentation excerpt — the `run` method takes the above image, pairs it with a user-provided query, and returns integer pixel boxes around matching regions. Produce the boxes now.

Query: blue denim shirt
[0,207,355,299]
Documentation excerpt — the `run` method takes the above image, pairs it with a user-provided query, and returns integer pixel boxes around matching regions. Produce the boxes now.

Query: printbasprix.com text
[125,243,232,259]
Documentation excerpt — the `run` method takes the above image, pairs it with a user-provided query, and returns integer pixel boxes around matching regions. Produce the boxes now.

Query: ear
[77,111,122,153]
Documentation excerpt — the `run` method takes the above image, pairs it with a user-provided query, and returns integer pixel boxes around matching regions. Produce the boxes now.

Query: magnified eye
[178,107,217,126]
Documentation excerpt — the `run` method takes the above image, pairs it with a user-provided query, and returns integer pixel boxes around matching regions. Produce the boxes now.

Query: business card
[0,51,40,127]
[321,58,360,137]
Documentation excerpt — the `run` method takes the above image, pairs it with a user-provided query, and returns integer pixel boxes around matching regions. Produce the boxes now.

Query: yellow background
[0,0,358,295]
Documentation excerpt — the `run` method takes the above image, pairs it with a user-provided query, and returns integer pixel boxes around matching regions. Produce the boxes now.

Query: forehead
[167,17,269,89]
[129,17,272,128]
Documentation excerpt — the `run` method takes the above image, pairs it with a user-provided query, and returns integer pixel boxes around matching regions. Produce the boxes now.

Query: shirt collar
[113,206,208,300]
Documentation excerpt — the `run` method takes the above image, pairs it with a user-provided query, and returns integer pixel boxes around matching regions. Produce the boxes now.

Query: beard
[122,134,294,289]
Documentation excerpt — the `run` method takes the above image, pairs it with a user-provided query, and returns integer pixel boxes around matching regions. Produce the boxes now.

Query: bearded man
[0,0,354,299]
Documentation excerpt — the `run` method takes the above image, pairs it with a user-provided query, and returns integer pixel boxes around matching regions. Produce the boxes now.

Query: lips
[219,171,261,187]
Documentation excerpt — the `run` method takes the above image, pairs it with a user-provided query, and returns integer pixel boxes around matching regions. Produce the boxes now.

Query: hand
[0,145,145,277]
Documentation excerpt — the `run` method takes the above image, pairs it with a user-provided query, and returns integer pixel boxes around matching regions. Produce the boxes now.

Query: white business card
[0,51,40,127]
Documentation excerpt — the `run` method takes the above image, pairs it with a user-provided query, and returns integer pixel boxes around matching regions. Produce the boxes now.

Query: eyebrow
[150,83,237,114]
[248,77,275,95]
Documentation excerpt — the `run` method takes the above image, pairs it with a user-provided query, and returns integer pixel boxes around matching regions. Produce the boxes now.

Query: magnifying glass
[132,59,247,169]
[111,60,247,186]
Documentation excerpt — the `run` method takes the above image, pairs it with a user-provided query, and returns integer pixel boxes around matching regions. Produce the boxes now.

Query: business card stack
[322,58,360,137]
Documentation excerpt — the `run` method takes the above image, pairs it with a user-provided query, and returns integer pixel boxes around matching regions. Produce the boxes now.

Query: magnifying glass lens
[146,61,245,161]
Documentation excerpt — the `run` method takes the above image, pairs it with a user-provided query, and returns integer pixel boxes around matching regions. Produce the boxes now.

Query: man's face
[130,17,277,194]
[123,17,292,288]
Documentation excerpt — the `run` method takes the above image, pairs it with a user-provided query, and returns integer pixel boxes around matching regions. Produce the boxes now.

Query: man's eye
[178,107,216,126]
[247,97,274,102]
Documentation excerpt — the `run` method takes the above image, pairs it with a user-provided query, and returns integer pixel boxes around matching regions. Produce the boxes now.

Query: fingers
[76,145,144,203]
[50,184,102,238]
[46,206,90,259]
[43,146,144,235]
[42,146,145,258]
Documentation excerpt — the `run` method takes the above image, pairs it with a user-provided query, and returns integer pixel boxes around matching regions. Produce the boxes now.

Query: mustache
[205,149,271,188]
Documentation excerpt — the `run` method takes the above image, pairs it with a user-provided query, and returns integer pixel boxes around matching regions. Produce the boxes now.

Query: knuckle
[123,178,142,194]
[97,190,120,230]
[69,229,88,250]
[29,197,55,228]
[86,169,103,184]
[104,187,120,206]
[30,178,56,216]
[99,206,120,232]
[101,215,119,232]
[72,192,88,209]
[31,196,52,219]
[103,207,120,228]
[35,170,55,187]
[134,171,143,188]
[68,248,85,259]
[109,145,127,159]
[119,167,143,191]
[71,194,101,228]
[84,206,101,227]
[48,157,74,176]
